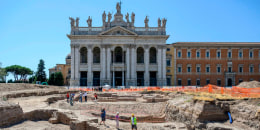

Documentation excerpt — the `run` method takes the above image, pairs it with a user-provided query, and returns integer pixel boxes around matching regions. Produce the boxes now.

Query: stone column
[106,47,111,85]
[131,45,136,86]
[74,44,80,86]
[113,71,115,88]
[126,47,130,87]
[144,45,149,86]
[162,47,166,86]
[101,46,106,85]
[70,44,75,86]
[157,47,162,86]
[87,45,93,86]
[122,71,124,86]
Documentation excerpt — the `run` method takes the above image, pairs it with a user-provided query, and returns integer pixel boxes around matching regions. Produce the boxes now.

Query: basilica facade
[68,3,169,87]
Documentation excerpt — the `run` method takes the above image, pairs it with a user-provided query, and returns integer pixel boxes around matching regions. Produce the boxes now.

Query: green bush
[48,72,64,86]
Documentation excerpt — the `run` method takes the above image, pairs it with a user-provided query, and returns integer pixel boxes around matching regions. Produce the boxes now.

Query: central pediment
[99,26,138,36]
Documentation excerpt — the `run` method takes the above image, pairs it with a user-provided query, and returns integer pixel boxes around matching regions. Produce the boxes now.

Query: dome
[66,53,71,59]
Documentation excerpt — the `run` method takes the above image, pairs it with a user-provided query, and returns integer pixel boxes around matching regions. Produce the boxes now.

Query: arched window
[93,47,100,63]
[149,47,156,63]
[115,47,123,63]
[136,47,144,63]
[80,47,87,63]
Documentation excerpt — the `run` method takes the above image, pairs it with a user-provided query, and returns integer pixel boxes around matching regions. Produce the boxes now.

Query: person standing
[130,113,137,130]
[66,92,70,103]
[70,93,74,106]
[83,91,87,102]
[100,108,106,126]
[94,93,98,102]
[115,112,119,129]
[79,91,83,103]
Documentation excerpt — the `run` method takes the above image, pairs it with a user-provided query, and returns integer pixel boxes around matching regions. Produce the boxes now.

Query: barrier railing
[68,85,260,98]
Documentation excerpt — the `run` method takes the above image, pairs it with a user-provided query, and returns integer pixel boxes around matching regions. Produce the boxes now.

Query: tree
[29,76,36,83]
[48,73,55,85]
[5,65,33,81]
[48,72,64,86]
[0,62,7,82]
[54,72,64,86]
[35,59,46,82]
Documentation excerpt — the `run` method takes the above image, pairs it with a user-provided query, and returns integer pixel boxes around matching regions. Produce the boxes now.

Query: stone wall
[0,101,23,128]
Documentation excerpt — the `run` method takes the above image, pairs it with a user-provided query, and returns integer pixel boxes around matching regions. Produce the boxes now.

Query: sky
[0,0,260,80]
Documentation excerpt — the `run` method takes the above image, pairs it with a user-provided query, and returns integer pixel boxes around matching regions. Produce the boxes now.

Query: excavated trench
[1,91,260,130]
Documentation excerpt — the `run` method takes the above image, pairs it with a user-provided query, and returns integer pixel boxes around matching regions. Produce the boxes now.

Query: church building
[68,3,169,87]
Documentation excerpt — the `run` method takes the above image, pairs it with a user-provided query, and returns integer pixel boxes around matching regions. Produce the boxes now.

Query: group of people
[66,91,137,130]
[66,91,89,106]
[99,108,137,130]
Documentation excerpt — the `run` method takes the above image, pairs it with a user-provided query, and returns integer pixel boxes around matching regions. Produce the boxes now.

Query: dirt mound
[237,81,260,88]
[0,83,63,92]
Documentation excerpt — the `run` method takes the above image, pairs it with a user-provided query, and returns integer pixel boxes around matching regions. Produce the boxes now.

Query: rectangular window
[166,59,171,67]
[167,48,170,51]
[206,51,210,58]
[196,79,200,86]
[228,51,232,58]
[206,79,210,85]
[167,77,171,86]
[167,69,170,73]
[217,79,221,86]
[187,67,191,72]
[187,79,191,86]
[249,51,253,58]
[250,66,254,73]
[239,51,243,58]
[217,51,221,58]
[206,67,210,73]
[239,66,243,73]
[178,51,182,58]
[178,67,182,73]
[196,51,200,58]
[187,51,191,58]
[196,66,201,72]
[178,79,182,86]
[217,66,221,73]
[228,67,232,72]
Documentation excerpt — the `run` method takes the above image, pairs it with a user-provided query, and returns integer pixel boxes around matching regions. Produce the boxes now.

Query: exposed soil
[0,83,259,130]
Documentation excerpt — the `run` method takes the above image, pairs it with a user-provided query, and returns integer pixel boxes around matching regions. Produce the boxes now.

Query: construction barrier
[68,84,260,98]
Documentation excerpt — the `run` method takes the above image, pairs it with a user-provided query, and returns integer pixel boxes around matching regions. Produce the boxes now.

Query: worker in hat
[115,112,119,129]
[130,113,137,130]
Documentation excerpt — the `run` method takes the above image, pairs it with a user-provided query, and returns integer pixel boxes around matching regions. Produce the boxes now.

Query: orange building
[172,42,260,87]
[166,44,174,86]
[49,54,71,85]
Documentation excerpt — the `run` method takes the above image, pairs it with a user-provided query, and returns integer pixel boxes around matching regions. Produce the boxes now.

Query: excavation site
[0,83,260,130]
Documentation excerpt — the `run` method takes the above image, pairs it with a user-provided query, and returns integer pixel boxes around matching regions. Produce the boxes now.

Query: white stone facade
[68,3,169,87]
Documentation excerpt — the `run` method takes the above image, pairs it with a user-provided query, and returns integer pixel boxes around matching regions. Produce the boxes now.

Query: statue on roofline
[125,13,129,23]
[144,16,149,28]
[116,2,121,14]
[108,12,112,23]
[87,16,92,27]
[69,17,75,28]
[76,17,79,27]
[162,18,167,28]
[102,11,106,25]
[158,18,161,27]
[131,12,135,24]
